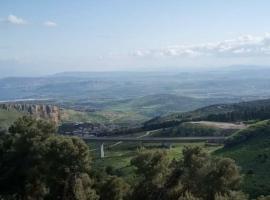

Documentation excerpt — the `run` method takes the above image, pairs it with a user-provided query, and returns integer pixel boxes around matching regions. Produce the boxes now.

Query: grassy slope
[90,142,220,183]
[110,94,210,117]
[215,121,270,198]
[61,109,109,123]
[61,109,148,126]
[0,108,23,130]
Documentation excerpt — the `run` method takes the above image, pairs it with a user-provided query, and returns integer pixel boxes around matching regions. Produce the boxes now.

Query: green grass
[89,142,221,183]
[61,108,148,126]
[215,122,270,198]
[0,108,23,130]
[61,109,109,123]
[110,94,215,116]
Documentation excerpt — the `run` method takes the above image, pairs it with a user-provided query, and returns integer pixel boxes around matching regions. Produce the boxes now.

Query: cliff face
[0,103,61,124]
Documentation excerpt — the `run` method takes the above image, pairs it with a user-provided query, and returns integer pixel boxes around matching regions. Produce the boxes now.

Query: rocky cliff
[0,103,61,124]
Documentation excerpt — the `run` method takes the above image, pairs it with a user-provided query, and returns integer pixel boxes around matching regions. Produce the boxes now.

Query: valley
[1,69,270,199]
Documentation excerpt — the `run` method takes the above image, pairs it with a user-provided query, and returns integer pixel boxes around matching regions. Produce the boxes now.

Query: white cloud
[134,33,270,58]
[6,14,27,25]
[43,21,57,27]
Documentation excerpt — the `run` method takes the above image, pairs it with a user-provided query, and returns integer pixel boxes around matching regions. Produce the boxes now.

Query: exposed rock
[0,103,61,124]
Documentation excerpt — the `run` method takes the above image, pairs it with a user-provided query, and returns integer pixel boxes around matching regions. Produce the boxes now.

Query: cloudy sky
[1,0,270,76]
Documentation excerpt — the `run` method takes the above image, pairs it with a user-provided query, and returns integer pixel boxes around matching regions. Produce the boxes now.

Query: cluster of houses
[58,122,121,136]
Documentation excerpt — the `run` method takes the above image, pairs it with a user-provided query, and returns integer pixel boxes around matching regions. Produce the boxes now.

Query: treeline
[155,122,234,137]
[142,99,270,131]
[142,116,184,131]
[201,99,270,122]
[205,107,270,122]
[0,117,269,200]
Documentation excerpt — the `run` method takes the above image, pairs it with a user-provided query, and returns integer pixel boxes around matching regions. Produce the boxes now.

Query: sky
[1,0,270,76]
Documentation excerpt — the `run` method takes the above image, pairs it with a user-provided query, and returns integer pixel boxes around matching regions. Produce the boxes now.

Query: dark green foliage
[1,116,269,200]
[257,196,270,200]
[166,147,241,200]
[130,150,171,200]
[155,122,233,137]
[0,116,98,200]
[131,146,242,200]
[204,100,270,122]
[99,176,130,200]
[131,150,171,185]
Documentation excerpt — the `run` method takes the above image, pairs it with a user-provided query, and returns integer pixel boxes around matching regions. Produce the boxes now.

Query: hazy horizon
[1,64,270,78]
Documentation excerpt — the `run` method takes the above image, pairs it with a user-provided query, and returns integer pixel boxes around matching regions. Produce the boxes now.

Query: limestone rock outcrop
[0,103,61,124]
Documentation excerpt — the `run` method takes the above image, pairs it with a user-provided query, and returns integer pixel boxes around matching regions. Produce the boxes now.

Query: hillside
[215,120,270,198]
[0,103,61,124]
[61,108,147,126]
[144,98,270,129]
[0,108,23,130]
[0,103,61,131]
[153,121,246,137]
[110,94,221,117]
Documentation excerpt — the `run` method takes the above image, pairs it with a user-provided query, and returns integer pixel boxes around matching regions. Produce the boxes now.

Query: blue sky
[1,0,270,76]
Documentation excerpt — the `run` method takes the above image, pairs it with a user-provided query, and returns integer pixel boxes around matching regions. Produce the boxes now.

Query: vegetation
[130,146,243,200]
[61,108,147,126]
[216,120,270,198]
[99,176,131,200]
[144,98,270,130]
[224,120,270,147]
[110,94,215,118]
[0,116,98,200]
[154,122,235,137]
[0,117,269,199]
[0,108,23,130]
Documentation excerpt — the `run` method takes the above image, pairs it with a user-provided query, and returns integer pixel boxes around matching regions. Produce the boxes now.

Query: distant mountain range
[1,67,270,125]
[2,68,270,101]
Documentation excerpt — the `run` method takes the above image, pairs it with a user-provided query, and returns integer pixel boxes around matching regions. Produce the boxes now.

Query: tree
[214,191,248,200]
[0,116,98,200]
[165,146,242,200]
[178,192,202,200]
[257,196,270,200]
[0,116,55,199]
[100,176,130,200]
[131,146,243,200]
[130,150,171,200]
[43,136,98,200]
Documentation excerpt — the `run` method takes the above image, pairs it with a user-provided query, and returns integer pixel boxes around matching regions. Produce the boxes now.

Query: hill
[153,121,246,137]
[0,103,61,131]
[2,68,270,101]
[59,94,225,127]
[110,94,221,117]
[215,120,270,198]
[144,98,270,129]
